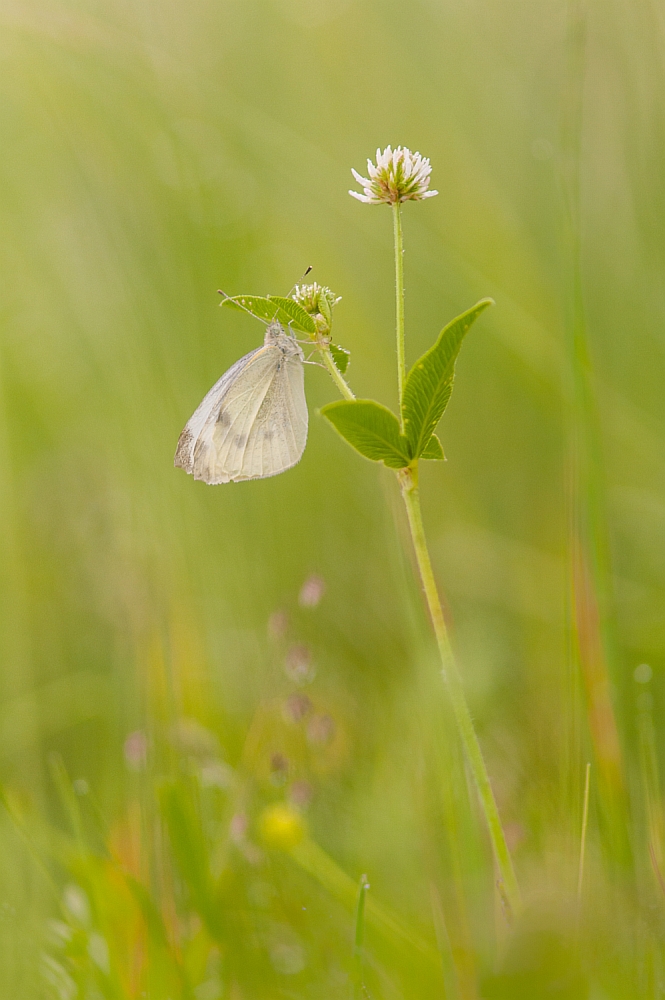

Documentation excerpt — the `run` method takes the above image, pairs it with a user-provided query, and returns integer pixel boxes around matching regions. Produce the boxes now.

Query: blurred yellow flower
[258,803,306,850]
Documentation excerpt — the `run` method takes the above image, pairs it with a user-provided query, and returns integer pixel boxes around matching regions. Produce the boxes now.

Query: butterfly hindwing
[205,346,281,482]
[174,348,261,475]
[174,327,308,484]
[236,347,307,481]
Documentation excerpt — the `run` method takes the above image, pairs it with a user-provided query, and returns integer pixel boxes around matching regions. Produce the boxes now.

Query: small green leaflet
[402,299,493,460]
[221,295,283,323]
[320,400,411,469]
[318,291,332,327]
[329,344,350,374]
[321,299,490,470]
[220,294,316,335]
[421,433,444,460]
[267,296,316,334]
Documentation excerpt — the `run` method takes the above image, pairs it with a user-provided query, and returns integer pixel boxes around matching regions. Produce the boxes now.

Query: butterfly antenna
[218,267,312,330]
[286,264,313,300]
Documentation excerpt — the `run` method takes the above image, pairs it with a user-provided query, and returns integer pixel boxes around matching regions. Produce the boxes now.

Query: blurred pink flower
[298,574,326,608]
[289,780,313,808]
[123,730,147,770]
[307,714,335,746]
[268,609,289,640]
[284,645,314,684]
[283,692,312,724]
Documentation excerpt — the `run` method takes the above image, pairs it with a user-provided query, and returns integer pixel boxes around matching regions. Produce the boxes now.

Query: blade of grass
[559,0,627,858]
[430,884,460,999]
[49,753,85,851]
[0,786,61,898]
[352,873,370,999]
[290,837,440,967]
[637,687,665,886]
[577,762,591,904]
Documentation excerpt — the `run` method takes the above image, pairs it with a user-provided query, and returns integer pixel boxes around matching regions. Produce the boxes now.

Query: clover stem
[319,345,355,401]
[399,463,521,922]
[392,201,406,426]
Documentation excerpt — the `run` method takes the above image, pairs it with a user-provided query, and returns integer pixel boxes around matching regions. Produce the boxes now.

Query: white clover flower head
[349,146,438,206]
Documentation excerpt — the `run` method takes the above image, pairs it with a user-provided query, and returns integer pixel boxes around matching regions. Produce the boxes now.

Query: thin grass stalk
[352,873,369,999]
[0,362,43,802]
[290,837,440,965]
[637,692,665,879]
[560,0,627,839]
[420,708,479,998]
[577,761,591,904]
[430,883,465,1000]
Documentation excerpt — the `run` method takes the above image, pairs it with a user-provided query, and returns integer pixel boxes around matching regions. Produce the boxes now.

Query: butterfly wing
[231,347,307,481]
[174,341,307,484]
[175,347,268,481]
[175,348,260,473]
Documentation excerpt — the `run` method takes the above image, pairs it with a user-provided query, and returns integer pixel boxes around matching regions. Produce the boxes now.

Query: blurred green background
[2,0,665,996]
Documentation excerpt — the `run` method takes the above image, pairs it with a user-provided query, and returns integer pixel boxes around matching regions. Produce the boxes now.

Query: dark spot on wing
[263,429,274,441]
[234,434,247,448]
[218,409,232,427]
[174,428,194,470]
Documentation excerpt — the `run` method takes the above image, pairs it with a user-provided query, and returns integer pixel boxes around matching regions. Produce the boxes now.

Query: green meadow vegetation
[2,0,665,996]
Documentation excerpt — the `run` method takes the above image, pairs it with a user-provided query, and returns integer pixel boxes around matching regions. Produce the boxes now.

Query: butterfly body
[175,322,307,484]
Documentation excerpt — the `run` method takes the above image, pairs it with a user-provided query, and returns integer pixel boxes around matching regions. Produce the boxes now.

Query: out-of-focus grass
[1,0,665,996]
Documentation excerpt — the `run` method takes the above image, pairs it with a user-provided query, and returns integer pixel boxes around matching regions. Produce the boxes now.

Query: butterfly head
[264,321,302,357]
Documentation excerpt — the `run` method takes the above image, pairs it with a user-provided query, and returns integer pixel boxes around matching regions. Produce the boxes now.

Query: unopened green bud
[292,283,341,337]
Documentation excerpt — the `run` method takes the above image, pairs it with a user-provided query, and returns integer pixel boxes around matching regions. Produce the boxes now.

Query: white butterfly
[175,321,307,484]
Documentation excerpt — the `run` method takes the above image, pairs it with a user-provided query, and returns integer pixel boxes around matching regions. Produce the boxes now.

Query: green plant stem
[320,346,356,401]
[392,202,406,424]
[352,873,369,1000]
[399,463,521,921]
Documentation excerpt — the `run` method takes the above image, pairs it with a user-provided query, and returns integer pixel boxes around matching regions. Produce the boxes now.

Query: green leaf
[329,344,350,374]
[220,294,316,334]
[421,433,445,460]
[402,299,493,459]
[321,399,412,469]
[267,295,317,334]
[318,291,332,327]
[220,294,279,322]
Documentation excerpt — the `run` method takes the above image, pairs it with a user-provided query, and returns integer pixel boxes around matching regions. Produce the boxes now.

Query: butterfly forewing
[174,350,255,467]
[175,347,274,482]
